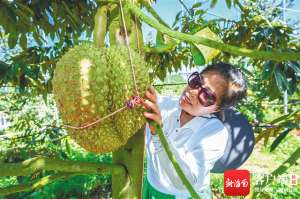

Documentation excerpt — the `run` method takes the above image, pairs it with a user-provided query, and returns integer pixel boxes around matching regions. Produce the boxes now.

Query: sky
[142,0,300,42]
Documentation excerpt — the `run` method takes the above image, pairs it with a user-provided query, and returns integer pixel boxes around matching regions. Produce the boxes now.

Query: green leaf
[0,61,10,80]
[32,134,36,145]
[65,139,71,155]
[210,0,218,8]
[240,67,254,77]
[274,65,287,91]
[278,121,299,129]
[19,34,27,49]
[191,44,205,66]
[172,11,182,27]
[192,28,222,63]
[261,61,274,80]
[270,109,300,125]
[226,0,232,8]
[8,33,18,49]
[288,61,300,75]
[270,129,291,152]
[233,0,240,5]
[17,3,34,16]
[33,31,43,46]
[156,31,164,47]
[195,10,205,16]
[42,92,48,104]
[192,2,202,9]
[62,1,78,27]
[266,77,281,100]
[287,73,297,95]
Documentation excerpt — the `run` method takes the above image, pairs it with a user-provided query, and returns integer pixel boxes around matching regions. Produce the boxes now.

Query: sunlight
[79,58,92,106]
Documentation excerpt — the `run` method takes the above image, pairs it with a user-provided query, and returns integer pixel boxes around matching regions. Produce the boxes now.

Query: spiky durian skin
[52,44,150,153]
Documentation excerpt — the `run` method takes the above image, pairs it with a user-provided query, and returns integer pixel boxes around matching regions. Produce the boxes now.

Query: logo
[290,174,297,186]
[224,169,250,196]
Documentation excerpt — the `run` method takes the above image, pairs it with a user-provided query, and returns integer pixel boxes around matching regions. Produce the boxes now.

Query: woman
[142,62,247,199]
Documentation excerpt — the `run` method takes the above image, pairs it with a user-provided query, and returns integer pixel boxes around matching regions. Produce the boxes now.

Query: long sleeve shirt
[145,95,228,199]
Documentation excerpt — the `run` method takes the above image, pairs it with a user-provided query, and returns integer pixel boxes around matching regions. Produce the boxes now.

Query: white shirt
[145,95,228,199]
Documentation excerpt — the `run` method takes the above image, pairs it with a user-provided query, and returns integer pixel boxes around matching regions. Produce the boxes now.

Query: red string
[65,95,144,130]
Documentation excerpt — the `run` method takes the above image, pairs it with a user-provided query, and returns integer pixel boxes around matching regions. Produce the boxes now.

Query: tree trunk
[106,2,145,198]
[112,128,145,199]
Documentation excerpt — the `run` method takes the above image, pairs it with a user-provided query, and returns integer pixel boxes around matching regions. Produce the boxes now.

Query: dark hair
[200,62,247,109]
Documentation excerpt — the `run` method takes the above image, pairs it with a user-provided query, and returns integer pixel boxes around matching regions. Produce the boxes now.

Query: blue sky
[142,0,300,42]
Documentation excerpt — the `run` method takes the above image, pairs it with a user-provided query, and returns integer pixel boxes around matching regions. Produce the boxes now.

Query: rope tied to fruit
[64,95,144,130]
[119,0,140,98]
[125,95,144,109]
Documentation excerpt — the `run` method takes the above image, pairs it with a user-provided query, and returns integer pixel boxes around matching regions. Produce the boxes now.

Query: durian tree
[0,0,300,198]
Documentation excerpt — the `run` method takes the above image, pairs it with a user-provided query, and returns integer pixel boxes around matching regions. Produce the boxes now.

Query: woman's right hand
[142,86,162,135]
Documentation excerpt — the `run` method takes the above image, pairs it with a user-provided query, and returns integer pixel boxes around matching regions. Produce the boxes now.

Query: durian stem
[0,173,76,196]
[0,156,126,196]
[141,0,178,53]
[0,156,126,177]
[110,2,146,198]
[112,128,145,199]
[144,43,177,53]
[94,5,108,48]
[147,120,202,199]
[127,3,300,61]
[108,4,122,45]
[141,0,170,28]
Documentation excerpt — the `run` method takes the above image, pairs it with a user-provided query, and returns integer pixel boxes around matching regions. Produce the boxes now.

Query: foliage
[0,0,96,49]
[220,0,300,99]
[0,0,100,95]
[0,91,64,158]
[154,74,186,96]
[0,91,112,198]
[0,151,112,199]
[169,0,300,146]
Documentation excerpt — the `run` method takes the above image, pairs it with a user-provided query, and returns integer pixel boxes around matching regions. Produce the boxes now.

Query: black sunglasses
[187,72,217,107]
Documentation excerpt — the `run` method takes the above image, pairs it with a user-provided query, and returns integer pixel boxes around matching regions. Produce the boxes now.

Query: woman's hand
[142,86,162,135]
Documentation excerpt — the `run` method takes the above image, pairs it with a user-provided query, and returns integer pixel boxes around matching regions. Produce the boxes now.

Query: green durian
[52,44,151,153]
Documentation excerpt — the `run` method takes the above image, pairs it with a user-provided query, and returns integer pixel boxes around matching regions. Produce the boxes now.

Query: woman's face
[179,71,227,116]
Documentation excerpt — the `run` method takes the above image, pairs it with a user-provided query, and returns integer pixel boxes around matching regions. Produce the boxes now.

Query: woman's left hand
[142,86,162,134]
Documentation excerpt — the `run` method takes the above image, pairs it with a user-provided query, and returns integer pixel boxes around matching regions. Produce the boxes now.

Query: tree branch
[94,5,108,48]
[144,42,177,53]
[178,0,193,16]
[140,1,178,53]
[141,0,170,28]
[0,156,126,177]
[0,173,77,196]
[96,0,118,3]
[147,120,201,199]
[127,3,300,61]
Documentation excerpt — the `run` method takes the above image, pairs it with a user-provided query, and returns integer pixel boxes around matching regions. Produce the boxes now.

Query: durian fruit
[52,44,151,153]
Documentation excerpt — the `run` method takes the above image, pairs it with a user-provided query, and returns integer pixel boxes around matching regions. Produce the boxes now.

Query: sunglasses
[187,72,217,107]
